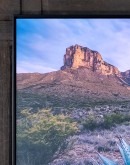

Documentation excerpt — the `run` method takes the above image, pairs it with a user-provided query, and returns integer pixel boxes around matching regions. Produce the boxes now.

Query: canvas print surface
[16,18,130,165]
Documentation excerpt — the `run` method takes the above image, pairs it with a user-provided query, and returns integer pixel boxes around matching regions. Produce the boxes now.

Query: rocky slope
[17,69,130,115]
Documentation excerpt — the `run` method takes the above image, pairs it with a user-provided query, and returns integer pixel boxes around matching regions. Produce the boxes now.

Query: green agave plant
[94,138,130,165]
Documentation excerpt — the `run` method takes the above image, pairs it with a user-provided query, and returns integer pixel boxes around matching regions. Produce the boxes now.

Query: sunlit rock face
[61,44,120,76]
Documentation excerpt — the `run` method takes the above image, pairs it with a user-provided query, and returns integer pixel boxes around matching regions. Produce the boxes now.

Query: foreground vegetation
[16,93,130,164]
[17,109,78,165]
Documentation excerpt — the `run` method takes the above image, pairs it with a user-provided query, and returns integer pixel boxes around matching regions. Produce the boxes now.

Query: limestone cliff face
[61,45,120,76]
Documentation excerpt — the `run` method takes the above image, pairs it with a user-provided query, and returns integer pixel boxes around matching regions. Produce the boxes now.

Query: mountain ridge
[17,45,130,107]
[18,44,130,87]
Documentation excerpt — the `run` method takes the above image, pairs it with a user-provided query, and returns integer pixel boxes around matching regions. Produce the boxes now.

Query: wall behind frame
[0,0,130,165]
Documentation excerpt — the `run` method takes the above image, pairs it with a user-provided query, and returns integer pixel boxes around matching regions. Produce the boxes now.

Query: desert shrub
[83,115,98,130]
[103,113,130,129]
[83,113,130,131]
[17,109,78,165]
[97,146,111,152]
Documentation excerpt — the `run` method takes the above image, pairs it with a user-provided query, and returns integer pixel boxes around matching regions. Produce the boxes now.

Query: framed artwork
[1,0,130,165]
[15,16,130,165]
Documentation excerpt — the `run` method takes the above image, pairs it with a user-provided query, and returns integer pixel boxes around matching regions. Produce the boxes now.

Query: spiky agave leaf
[98,154,118,165]
[118,138,130,165]
[93,138,130,165]
[118,144,127,165]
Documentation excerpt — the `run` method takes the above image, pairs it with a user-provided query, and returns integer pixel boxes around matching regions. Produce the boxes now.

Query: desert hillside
[17,45,130,110]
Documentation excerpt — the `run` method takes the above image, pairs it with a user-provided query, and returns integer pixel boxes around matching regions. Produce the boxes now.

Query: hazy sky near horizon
[17,18,130,73]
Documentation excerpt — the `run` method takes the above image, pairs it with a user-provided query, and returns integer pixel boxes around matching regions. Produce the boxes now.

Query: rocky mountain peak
[121,70,130,85]
[121,70,130,78]
[61,44,120,76]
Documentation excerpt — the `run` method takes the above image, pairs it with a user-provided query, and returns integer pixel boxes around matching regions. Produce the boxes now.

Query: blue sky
[17,18,130,73]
